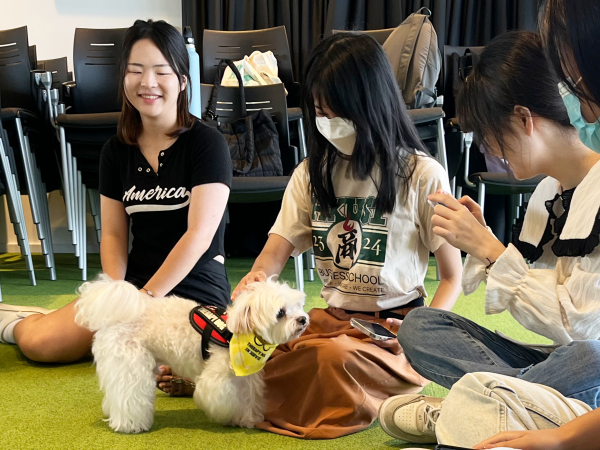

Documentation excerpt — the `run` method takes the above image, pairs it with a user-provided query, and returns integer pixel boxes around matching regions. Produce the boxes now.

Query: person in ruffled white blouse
[377,4,600,447]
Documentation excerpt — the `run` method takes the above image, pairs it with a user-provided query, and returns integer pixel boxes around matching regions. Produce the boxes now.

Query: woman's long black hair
[302,32,428,216]
[456,31,572,157]
[540,0,600,109]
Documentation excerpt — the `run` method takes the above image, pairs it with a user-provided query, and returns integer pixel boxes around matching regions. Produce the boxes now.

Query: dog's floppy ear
[226,294,254,335]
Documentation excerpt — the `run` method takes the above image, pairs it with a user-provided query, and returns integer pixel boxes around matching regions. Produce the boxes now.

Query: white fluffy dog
[75,275,308,433]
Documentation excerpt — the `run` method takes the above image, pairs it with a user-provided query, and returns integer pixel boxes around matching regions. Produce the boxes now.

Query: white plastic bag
[220,51,283,87]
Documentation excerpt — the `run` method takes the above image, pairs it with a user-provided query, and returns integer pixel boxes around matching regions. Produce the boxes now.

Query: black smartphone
[349,318,397,340]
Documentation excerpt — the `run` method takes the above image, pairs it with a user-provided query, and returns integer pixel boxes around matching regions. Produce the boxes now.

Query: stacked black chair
[54,28,126,280]
[202,27,307,163]
[0,26,60,283]
[0,91,35,286]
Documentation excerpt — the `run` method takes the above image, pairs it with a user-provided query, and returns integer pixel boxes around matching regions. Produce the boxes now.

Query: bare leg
[14,299,94,363]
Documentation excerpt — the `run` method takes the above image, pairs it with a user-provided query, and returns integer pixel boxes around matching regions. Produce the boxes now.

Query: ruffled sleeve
[485,243,600,345]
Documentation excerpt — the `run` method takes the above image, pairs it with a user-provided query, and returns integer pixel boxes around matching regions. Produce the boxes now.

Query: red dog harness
[189,305,232,361]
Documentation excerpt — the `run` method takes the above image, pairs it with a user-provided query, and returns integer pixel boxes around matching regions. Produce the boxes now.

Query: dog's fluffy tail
[75,274,149,331]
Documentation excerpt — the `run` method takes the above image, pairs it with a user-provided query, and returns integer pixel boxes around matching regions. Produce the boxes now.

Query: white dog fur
[75,274,308,433]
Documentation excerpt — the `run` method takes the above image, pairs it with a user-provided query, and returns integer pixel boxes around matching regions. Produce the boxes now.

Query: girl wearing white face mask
[231,33,463,439]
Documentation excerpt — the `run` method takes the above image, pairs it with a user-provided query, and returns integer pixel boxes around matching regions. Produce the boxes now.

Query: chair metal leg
[435,118,449,174]
[58,127,75,235]
[41,181,56,280]
[294,255,304,292]
[81,180,87,281]
[88,188,102,243]
[0,140,36,285]
[67,143,78,250]
[22,131,57,279]
[14,120,43,230]
[477,183,486,214]
[305,247,315,282]
[72,158,80,262]
[297,118,308,161]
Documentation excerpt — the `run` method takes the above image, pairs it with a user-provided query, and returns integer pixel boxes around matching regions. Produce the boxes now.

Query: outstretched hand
[231,270,268,301]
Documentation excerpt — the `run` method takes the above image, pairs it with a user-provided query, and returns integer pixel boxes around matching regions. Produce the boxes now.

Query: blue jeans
[398,308,600,409]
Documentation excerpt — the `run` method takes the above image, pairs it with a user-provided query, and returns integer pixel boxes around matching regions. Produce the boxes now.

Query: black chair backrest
[0,26,35,111]
[72,28,127,113]
[200,82,295,174]
[202,27,294,88]
[332,28,394,46]
[28,45,37,69]
[37,57,70,87]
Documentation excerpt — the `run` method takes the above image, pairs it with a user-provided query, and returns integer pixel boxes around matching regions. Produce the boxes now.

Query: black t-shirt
[99,120,233,308]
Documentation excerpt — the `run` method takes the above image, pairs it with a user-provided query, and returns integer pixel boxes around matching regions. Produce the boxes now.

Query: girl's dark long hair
[456,31,572,157]
[540,0,600,109]
[118,19,194,145]
[302,32,428,216]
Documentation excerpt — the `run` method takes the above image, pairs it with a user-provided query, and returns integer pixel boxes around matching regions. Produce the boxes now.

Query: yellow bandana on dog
[229,333,277,376]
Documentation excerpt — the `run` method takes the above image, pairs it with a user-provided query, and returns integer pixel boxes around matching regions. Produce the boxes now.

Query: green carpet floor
[0,253,549,449]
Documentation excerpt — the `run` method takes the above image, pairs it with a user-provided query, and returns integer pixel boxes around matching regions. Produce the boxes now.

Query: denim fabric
[436,373,592,448]
[398,308,600,408]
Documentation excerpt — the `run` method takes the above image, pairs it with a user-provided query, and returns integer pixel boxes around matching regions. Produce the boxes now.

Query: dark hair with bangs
[302,32,427,216]
[540,0,600,108]
[456,31,572,157]
[117,19,194,145]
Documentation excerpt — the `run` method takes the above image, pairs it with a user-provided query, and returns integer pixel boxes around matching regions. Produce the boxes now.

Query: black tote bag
[203,59,283,177]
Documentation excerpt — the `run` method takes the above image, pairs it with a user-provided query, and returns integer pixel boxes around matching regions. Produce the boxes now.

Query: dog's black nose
[297,317,307,326]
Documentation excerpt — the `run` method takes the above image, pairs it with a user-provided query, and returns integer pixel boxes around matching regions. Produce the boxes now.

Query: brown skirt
[256,306,429,439]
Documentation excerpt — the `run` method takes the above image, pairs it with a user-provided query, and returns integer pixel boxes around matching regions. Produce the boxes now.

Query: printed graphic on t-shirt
[312,196,388,297]
[122,184,191,214]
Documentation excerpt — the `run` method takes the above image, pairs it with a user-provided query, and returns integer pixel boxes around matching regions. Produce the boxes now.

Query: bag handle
[204,59,247,123]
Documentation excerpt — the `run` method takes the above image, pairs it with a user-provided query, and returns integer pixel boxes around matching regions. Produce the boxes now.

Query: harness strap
[189,305,232,361]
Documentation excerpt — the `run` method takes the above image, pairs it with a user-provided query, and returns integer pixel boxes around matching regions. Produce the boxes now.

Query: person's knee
[17,331,57,362]
[566,340,600,369]
[397,307,443,358]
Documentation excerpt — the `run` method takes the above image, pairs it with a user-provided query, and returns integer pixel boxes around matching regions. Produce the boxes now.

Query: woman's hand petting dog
[231,270,267,301]
[370,318,403,355]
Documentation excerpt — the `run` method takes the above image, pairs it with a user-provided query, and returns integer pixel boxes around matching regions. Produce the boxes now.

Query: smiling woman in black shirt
[0,19,232,365]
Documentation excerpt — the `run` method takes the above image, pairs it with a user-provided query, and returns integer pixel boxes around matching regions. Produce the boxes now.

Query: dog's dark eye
[276,308,286,319]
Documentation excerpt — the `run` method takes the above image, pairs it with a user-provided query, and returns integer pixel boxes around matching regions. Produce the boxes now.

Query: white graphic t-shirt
[270,152,450,311]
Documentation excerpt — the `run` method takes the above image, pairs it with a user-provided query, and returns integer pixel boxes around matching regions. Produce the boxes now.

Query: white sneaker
[0,304,50,344]
[378,394,443,444]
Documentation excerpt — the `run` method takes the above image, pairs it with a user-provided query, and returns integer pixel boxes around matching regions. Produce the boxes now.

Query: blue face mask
[559,81,600,153]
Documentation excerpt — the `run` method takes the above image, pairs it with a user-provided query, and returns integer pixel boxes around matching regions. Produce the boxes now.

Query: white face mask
[315,116,357,155]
